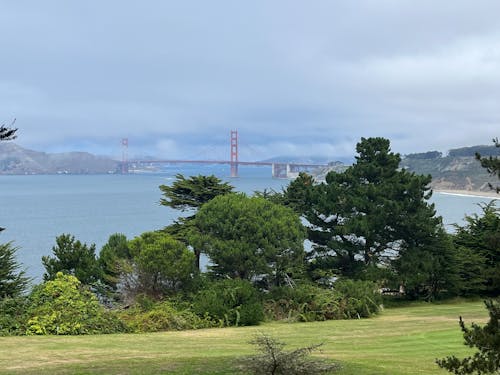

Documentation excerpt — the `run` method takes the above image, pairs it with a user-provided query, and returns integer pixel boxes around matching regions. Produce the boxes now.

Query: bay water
[0,164,497,281]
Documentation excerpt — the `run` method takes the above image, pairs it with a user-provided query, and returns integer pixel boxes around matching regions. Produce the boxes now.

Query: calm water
[0,165,497,281]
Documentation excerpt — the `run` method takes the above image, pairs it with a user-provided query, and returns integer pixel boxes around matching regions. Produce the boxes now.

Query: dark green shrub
[192,279,264,326]
[264,281,381,322]
[118,300,214,332]
[26,272,126,335]
[334,279,382,318]
[0,296,29,336]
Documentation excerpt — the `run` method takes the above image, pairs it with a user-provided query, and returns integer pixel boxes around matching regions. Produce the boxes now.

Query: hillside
[401,145,499,192]
[0,143,119,174]
[312,144,499,193]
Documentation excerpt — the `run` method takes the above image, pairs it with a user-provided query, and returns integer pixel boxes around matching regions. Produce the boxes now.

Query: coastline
[433,189,499,199]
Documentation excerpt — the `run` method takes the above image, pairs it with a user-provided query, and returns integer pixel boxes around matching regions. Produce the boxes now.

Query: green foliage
[0,296,29,336]
[159,173,233,269]
[0,242,29,298]
[0,120,17,141]
[237,334,340,375]
[453,202,500,296]
[159,173,233,213]
[264,281,381,322]
[437,299,500,374]
[475,138,500,192]
[293,138,443,296]
[98,233,131,289]
[42,234,101,285]
[124,231,197,299]
[26,273,126,335]
[395,227,460,301]
[195,193,306,286]
[192,279,264,326]
[118,297,214,332]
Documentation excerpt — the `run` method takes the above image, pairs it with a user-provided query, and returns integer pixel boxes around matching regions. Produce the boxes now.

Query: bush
[334,279,382,318]
[192,279,264,326]
[26,272,126,335]
[118,297,214,332]
[0,296,29,336]
[264,281,381,322]
[237,334,340,374]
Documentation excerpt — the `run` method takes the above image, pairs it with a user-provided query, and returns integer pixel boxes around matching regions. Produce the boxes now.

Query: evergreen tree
[0,119,17,142]
[453,202,500,296]
[124,231,196,299]
[159,174,233,269]
[42,234,101,285]
[476,138,500,193]
[437,299,500,374]
[0,242,29,298]
[98,233,131,290]
[194,194,306,287]
[301,137,444,289]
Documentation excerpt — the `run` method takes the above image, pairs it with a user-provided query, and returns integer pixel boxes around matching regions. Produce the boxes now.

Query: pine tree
[437,299,500,374]
[0,242,29,298]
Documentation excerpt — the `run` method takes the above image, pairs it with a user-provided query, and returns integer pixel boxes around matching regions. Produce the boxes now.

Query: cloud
[0,1,499,160]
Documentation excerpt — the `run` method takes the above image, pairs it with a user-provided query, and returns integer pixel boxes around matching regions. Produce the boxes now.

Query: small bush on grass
[26,272,126,335]
[192,279,264,326]
[237,334,340,375]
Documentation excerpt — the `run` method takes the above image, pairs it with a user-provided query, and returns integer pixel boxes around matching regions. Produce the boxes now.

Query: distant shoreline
[433,189,499,199]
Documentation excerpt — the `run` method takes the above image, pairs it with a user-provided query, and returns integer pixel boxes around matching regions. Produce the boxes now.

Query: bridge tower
[121,138,129,174]
[230,130,238,177]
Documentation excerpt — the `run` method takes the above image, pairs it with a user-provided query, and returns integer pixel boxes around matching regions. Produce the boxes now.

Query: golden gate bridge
[119,130,328,178]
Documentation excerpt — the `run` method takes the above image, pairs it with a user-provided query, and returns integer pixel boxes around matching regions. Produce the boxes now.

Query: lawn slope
[0,300,487,375]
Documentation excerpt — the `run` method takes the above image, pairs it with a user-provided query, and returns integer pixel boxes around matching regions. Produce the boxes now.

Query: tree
[453,202,500,296]
[394,227,460,300]
[476,138,500,192]
[0,119,17,142]
[42,234,101,286]
[0,242,29,299]
[301,137,443,286]
[98,233,131,290]
[124,231,197,299]
[0,120,17,233]
[194,194,306,287]
[159,174,233,269]
[437,299,500,374]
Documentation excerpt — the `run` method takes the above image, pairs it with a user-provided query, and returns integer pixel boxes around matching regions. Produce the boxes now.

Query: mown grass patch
[0,300,488,374]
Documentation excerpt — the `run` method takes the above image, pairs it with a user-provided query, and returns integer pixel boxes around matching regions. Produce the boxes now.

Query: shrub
[334,279,382,318]
[118,298,214,332]
[192,279,264,326]
[26,272,126,335]
[264,281,381,322]
[0,296,29,336]
[237,334,340,374]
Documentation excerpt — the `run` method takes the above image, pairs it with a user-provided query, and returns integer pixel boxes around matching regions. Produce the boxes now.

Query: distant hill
[401,145,498,192]
[0,143,119,174]
[309,145,498,193]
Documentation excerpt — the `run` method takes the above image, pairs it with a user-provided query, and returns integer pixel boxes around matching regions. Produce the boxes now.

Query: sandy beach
[433,189,499,199]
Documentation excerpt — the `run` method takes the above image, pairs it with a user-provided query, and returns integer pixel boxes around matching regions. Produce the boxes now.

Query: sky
[1,1,499,162]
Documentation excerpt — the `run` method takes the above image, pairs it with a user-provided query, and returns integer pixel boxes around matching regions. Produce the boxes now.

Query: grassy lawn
[0,299,488,374]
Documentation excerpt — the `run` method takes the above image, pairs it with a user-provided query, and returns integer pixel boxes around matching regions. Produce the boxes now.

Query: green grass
[0,299,488,374]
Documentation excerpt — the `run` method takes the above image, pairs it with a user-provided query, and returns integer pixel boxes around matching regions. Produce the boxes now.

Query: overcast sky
[1,1,499,161]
